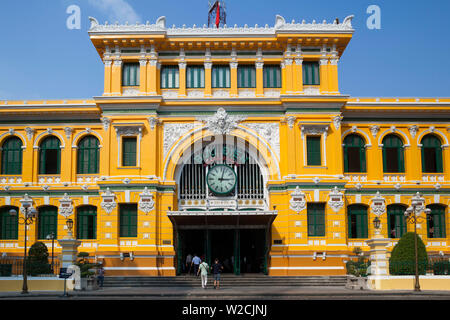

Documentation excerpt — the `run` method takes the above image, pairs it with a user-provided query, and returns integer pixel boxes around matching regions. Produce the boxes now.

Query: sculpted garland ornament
[197,108,247,135]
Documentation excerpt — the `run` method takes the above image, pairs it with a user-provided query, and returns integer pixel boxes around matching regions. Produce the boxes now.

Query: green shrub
[389,232,428,275]
[27,242,52,276]
[432,260,450,275]
[0,264,12,277]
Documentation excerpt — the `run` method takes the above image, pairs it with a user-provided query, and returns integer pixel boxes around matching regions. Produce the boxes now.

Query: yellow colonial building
[0,14,449,276]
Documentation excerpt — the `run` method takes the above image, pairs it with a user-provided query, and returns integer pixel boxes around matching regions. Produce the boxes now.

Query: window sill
[117,167,140,170]
[304,166,327,169]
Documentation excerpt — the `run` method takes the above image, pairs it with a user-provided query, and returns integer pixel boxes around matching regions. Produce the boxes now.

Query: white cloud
[88,0,141,24]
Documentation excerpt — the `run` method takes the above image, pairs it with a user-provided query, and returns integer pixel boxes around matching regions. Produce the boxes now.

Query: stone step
[103,275,347,288]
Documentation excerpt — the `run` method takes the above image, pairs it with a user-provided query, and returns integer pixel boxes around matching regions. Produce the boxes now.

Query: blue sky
[0,0,449,100]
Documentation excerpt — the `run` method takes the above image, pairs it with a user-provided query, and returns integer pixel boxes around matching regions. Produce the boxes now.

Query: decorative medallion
[138,187,155,214]
[370,191,386,217]
[58,193,74,218]
[289,186,306,213]
[328,186,344,213]
[101,188,117,214]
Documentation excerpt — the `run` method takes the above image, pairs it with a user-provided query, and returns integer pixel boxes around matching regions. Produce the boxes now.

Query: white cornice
[88,15,355,36]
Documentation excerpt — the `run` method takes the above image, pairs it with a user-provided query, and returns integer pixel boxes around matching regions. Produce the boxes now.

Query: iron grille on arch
[179,141,264,201]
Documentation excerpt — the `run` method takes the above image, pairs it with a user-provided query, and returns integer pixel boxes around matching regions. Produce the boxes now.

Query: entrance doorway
[177,228,267,275]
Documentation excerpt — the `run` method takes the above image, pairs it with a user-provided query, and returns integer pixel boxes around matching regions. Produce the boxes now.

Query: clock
[206,164,237,195]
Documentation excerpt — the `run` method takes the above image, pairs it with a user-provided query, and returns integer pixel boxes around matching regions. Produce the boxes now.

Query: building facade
[0,14,449,276]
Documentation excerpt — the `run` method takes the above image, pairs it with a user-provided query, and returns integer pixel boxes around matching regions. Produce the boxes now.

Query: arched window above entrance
[178,141,265,211]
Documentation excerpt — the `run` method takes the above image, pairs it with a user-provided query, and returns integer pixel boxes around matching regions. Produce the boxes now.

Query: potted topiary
[346,247,371,290]
[75,252,100,290]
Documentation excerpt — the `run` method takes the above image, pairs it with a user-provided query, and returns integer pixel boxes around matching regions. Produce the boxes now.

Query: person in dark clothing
[212,258,224,289]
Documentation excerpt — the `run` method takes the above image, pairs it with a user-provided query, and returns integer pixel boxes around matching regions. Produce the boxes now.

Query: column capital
[230,61,238,69]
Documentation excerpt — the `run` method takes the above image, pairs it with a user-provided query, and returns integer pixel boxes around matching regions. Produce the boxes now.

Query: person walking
[212,258,224,289]
[198,260,210,289]
[186,253,193,275]
[97,266,105,288]
[192,254,201,277]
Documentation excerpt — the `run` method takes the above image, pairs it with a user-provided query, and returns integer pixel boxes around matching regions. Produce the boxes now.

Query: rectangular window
[122,137,137,167]
[306,136,321,166]
[160,65,180,89]
[0,210,18,240]
[303,62,320,85]
[186,65,205,88]
[263,65,282,88]
[237,65,256,88]
[77,207,97,240]
[212,65,230,88]
[38,208,57,240]
[122,63,140,87]
[307,203,325,237]
[119,204,137,238]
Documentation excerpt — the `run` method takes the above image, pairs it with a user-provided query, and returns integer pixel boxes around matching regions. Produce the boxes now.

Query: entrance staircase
[103,274,347,288]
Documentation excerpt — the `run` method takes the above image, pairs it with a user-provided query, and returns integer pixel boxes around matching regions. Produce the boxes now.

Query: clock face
[206,165,237,195]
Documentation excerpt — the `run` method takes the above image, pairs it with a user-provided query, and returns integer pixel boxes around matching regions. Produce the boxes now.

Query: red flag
[215,1,220,28]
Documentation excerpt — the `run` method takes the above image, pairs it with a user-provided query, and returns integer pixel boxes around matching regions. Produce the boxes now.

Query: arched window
[347,204,368,239]
[1,137,23,175]
[77,206,97,239]
[39,136,61,174]
[382,135,405,173]
[387,204,407,238]
[427,204,446,238]
[77,136,100,174]
[38,206,58,240]
[0,206,18,240]
[421,134,443,173]
[343,134,366,173]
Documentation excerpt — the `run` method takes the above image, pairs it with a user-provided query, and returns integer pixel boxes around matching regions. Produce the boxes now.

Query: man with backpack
[197,260,210,289]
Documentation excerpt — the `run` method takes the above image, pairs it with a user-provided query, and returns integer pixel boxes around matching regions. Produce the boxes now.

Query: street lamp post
[9,194,38,294]
[404,192,431,292]
[46,232,56,274]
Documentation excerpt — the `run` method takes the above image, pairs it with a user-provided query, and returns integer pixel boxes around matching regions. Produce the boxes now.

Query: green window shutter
[77,136,100,174]
[237,65,256,88]
[347,205,368,239]
[307,203,325,237]
[427,205,446,238]
[0,206,18,240]
[303,62,320,85]
[212,65,230,88]
[160,65,179,89]
[122,137,137,167]
[119,204,137,237]
[39,136,61,175]
[1,137,23,175]
[122,63,140,86]
[382,135,404,173]
[186,66,205,88]
[422,135,443,173]
[387,205,407,239]
[343,134,366,173]
[77,206,97,239]
[307,136,321,166]
[38,206,58,240]
[263,65,281,88]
